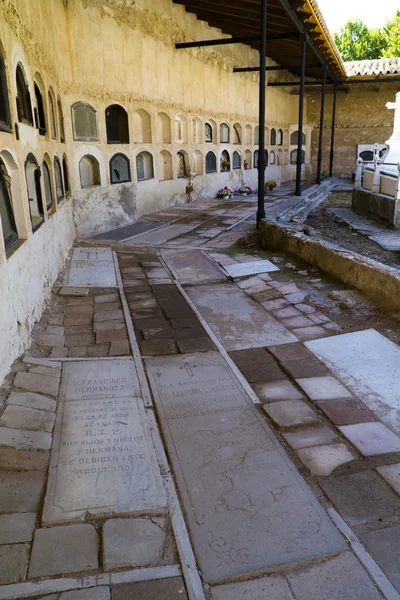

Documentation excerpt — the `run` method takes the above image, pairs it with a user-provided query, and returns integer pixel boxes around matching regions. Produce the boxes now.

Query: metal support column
[295,37,306,197]
[257,0,267,226]
[329,84,337,177]
[316,66,326,184]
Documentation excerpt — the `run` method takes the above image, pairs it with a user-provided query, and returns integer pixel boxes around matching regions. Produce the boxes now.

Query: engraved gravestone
[224,259,280,278]
[67,247,117,287]
[145,352,345,583]
[43,359,166,523]
[162,250,225,283]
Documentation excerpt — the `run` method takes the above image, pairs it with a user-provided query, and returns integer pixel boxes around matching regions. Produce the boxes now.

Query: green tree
[334,19,386,61]
[381,10,400,57]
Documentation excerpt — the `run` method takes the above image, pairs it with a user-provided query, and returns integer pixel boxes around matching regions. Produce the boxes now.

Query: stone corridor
[0,192,399,599]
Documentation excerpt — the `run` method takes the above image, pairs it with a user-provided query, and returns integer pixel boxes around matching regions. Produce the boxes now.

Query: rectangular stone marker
[66,248,117,288]
[43,359,166,523]
[162,250,225,283]
[187,283,297,350]
[145,351,345,584]
[122,224,195,246]
[306,329,400,435]
[224,259,279,278]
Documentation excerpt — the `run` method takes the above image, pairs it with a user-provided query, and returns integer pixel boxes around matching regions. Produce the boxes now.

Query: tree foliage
[334,11,400,61]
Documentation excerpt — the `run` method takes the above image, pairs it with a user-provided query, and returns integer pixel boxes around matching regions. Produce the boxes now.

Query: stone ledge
[259,220,400,311]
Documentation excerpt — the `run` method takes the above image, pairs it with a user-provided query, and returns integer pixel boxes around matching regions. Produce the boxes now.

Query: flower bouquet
[237,185,253,195]
[216,186,233,198]
[266,179,277,191]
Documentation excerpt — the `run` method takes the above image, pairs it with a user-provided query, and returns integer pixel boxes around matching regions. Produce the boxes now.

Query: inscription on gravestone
[67,247,117,287]
[145,352,345,583]
[43,359,166,523]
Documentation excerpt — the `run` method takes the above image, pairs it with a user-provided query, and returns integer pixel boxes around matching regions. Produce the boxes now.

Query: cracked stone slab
[0,405,55,433]
[28,524,99,578]
[42,359,166,523]
[339,422,400,456]
[287,551,383,600]
[103,517,165,570]
[376,464,400,495]
[297,443,356,476]
[0,513,36,544]
[186,283,297,351]
[7,391,56,413]
[66,247,117,287]
[211,576,294,599]
[224,259,279,277]
[0,426,52,450]
[13,372,60,397]
[145,351,345,583]
[306,329,400,435]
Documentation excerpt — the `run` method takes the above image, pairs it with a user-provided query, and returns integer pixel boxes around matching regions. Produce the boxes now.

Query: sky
[317,0,399,34]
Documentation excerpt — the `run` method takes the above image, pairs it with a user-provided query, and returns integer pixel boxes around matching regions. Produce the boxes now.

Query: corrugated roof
[345,58,400,77]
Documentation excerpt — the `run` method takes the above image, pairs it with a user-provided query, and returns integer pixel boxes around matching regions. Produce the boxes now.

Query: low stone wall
[259,220,400,311]
[352,188,398,226]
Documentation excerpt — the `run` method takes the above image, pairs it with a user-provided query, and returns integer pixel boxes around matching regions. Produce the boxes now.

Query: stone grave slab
[306,329,400,434]
[369,231,400,251]
[224,259,279,278]
[42,359,166,523]
[186,283,297,351]
[361,525,400,592]
[211,576,294,600]
[162,250,225,283]
[145,351,345,584]
[122,224,195,246]
[94,221,162,241]
[67,248,117,288]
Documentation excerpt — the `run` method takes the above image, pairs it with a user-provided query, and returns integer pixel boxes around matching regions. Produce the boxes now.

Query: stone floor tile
[376,464,400,495]
[281,358,329,379]
[148,278,172,285]
[284,291,308,303]
[0,446,49,471]
[133,317,169,331]
[253,380,303,403]
[87,343,110,357]
[94,302,122,313]
[0,543,29,583]
[0,471,44,512]
[169,317,200,329]
[94,310,124,323]
[278,283,300,295]
[8,391,57,412]
[142,327,174,340]
[96,329,128,343]
[59,287,89,296]
[141,339,178,356]
[295,303,316,314]
[308,312,331,325]
[94,293,119,303]
[263,400,320,428]
[47,314,64,326]
[29,365,61,378]
[103,517,165,570]
[297,443,355,476]
[272,306,303,319]
[14,371,60,397]
[339,422,400,456]
[287,551,382,600]
[177,337,215,353]
[296,376,352,401]
[268,342,313,362]
[22,356,62,368]
[49,346,69,358]
[28,524,99,578]
[317,398,374,425]
[320,471,400,525]
[0,426,51,450]
[111,577,188,600]
[211,576,294,599]
[124,283,151,293]
[360,525,400,592]
[0,513,36,544]
[46,325,65,335]
[60,588,110,600]
[0,405,55,433]
[129,298,157,310]
[324,322,344,332]
[65,333,94,347]
[261,298,289,311]
[93,320,125,332]
[282,426,339,450]
[68,347,88,358]
[131,308,164,321]
[67,296,93,306]
[258,272,272,281]
[281,316,315,329]
[109,340,130,356]
[174,326,206,340]
[249,288,280,301]
[229,348,284,383]
[236,276,262,289]
[35,333,65,347]
[291,326,328,341]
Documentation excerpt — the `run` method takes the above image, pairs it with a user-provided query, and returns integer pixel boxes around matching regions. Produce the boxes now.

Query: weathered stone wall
[306,83,399,178]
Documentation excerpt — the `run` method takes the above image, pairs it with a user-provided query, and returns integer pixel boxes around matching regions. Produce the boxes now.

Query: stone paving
[0,194,400,599]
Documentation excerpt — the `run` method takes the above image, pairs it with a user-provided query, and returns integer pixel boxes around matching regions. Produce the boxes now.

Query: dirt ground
[306,191,400,270]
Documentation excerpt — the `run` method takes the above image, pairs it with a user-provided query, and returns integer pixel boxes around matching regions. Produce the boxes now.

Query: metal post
[295,37,306,196]
[256,0,267,226]
[329,84,337,177]
[316,66,326,184]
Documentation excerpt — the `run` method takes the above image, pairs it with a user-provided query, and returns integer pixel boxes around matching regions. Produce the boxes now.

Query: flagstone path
[0,193,400,599]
